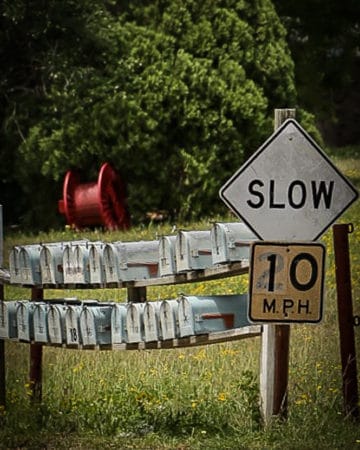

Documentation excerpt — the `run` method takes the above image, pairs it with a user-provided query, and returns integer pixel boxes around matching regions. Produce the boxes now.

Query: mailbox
[211,222,256,264]
[159,236,177,276]
[159,299,179,340]
[80,304,112,346]
[103,243,121,284]
[126,302,145,343]
[89,243,106,285]
[0,301,17,339]
[143,302,160,342]
[19,245,42,285]
[117,240,159,281]
[9,246,21,284]
[47,303,67,345]
[64,305,82,346]
[177,294,250,337]
[175,230,212,272]
[62,240,90,285]
[111,303,127,344]
[16,301,35,342]
[40,243,64,285]
[33,303,48,343]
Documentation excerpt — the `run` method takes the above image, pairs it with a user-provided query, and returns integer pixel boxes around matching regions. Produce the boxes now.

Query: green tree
[273,0,360,146]
[2,0,299,228]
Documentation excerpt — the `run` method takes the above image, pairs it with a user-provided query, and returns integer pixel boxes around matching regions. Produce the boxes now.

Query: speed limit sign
[249,242,325,323]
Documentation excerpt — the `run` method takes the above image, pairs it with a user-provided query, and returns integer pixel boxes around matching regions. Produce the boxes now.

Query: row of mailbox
[9,222,256,286]
[0,294,250,346]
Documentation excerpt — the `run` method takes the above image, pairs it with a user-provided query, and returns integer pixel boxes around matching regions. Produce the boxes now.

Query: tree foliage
[272,0,360,146]
[1,0,298,228]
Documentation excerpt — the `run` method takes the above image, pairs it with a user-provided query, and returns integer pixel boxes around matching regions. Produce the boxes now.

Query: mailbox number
[266,252,318,292]
[69,328,78,342]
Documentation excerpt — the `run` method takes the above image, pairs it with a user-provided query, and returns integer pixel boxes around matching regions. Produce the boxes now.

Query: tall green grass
[0,157,359,449]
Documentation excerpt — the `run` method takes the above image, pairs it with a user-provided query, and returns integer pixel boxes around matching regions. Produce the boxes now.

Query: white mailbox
[159,236,177,276]
[159,299,179,340]
[9,246,22,284]
[175,230,212,272]
[126,303,145,343]
[19,245,42,285]
[89,243,106,285]
[16,301,34,342]
[62,241,90,285]
[40,243,64,285]
[47,303,67,345]
[103,243,121,284]
[33,303,48,343]
[117,240,159,281]
[65,305,82,346]
[211,222,256,264]
[80,304,112,346]
[143,302,160,342]
[0,301,17,339]
[177,294,250,337]
[111,303,127,344]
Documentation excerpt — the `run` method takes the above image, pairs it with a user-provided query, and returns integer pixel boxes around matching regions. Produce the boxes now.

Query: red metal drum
[58,163,130,230]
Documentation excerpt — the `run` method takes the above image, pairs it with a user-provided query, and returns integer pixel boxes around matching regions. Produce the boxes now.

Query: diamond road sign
[220,119,359,241]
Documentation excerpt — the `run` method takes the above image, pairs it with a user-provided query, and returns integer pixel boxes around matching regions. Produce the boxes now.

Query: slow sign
[219,119,358,241]
[249,242,325,323]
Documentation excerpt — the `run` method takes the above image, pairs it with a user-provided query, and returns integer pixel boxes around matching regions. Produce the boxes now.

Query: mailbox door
[65,306,81,346]
[126,303,144,343]
[16,301,34,342]
[103,244,119,284]
[89,244,105,285]
[0,301,17,339]
[80,307,97,346]
[33,303,48,343]
[111,303,126,344]
[143,302,160,342]
[177,296,194,337]
[47,305,66,344]
[9,247,21,284]
[19,246,41,285]
[159,300,178,340]
[159,236,177,276]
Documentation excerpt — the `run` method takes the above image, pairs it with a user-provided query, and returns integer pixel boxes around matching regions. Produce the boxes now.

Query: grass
[0,153,359,449]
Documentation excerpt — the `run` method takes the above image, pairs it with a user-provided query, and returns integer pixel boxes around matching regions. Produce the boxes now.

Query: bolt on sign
[249,242,325,323]
[219,119,359,241]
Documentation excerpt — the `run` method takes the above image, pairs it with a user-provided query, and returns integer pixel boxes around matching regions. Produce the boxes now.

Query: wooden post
[333,223,359,419]
[259,109,295,423]
[0,205,5,409]
[29,287,43,403]
[127,286,147,303]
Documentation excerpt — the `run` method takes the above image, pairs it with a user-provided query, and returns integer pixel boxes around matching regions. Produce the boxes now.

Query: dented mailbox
[175,230,212,272]
[211,222,256,264]
[177,294,250,337]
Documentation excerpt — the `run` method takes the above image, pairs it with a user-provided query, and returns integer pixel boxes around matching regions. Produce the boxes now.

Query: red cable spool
[58,162,130,230]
